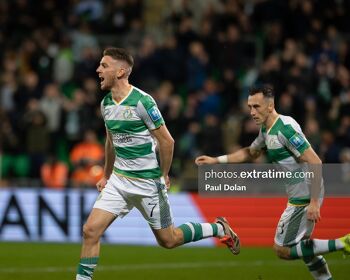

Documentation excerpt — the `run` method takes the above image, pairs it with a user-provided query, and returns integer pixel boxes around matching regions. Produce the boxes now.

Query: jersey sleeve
[137,95,165,130]
[250,128,266,151]
[278,123,310,158]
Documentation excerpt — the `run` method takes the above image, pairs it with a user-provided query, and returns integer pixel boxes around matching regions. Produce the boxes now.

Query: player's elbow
[167,136,175,146]
[248,148,260,161]
[306,157,322,165]
[163,136,175,149]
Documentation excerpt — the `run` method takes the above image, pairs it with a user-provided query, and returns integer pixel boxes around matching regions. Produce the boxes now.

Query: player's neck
[265,111,279,130]
[111,81,132,103]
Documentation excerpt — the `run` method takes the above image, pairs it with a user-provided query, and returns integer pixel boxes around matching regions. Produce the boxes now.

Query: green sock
[303,255,332,280]
[290,239,340,259]
[76,256,99,280]
[178,222,223,244]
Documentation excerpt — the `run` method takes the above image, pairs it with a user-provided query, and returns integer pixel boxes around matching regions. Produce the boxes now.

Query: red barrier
[190,194,350,246]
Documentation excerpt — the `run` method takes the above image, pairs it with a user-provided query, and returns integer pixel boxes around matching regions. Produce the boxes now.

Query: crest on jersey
[289,133,305,149]
[148,106,161,122]
[123,107,132,119]
[267,137,279,148]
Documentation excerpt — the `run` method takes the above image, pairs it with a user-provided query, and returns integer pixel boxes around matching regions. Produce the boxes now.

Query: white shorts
[93,173,173,230]
[274,204,315,246]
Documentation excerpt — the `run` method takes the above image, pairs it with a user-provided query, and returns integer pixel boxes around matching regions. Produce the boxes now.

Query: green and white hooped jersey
[250,115,317,205]
[101,86,164,179]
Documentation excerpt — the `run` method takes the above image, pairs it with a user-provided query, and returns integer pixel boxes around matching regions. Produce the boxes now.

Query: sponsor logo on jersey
[113,133,132,144]
[148,106,161,122]
[289,133,305,149]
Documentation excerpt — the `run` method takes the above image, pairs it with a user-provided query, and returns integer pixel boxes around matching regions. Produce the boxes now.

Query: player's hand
[96,177,108,192]
[195,155,218,165]
[164,175,170,190]
[307,200,321,223]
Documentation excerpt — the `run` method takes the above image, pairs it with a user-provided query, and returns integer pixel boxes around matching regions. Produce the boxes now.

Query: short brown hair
[249,85,274,98]
[103,47,134,67]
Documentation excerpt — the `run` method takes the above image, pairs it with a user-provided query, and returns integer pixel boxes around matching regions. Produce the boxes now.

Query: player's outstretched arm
[195,155,219,165]
[195,147,261,165]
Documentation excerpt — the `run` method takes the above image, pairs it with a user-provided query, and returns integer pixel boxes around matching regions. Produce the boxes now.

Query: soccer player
[75,47,240,280]
[195,85,350,280]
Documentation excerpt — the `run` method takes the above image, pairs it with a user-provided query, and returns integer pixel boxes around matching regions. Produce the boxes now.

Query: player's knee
[157,238,177,249]
[158,240,176,249]
[82,223,100,241]
[273,244,291,260]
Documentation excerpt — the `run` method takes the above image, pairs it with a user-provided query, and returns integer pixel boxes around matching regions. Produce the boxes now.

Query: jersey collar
[266,114,280,134]
[112,86,133,105]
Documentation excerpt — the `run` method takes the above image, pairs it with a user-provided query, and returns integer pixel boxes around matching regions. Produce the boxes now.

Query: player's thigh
[93,173,133,218]
[274,204,314,246]
[132,177,174,230]
[84,208,117,237]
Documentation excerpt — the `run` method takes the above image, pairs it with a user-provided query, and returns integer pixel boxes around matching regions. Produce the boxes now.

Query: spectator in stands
[41,155,68,189]
[63,88,95,147]
[70,129,104,166]
[198,114,224,156]
[70,129,104,188]
[186,41,210,91]
[40,83,64,153]
[23,99,50,178]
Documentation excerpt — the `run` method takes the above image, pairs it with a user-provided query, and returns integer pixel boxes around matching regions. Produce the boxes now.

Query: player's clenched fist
[96,177,108,192]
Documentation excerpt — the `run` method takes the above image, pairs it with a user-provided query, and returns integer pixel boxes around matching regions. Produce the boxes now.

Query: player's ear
[116,68,125,79]
[268,100,274,112]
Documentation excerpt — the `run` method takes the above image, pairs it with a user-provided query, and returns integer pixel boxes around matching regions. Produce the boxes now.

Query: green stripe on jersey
[106,120,148,133]
[140,94,156,110]
[268,118,298,139]
[115,142,153,159]
[120,89,143,107]
[267,147,294,162]
[268,118,284,135]
[139,94,164,128]
[114,167,162,179]
[280,124,296,139]
[102,92,114,106]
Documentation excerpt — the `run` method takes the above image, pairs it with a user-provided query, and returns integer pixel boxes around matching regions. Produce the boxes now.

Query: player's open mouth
[100,77,105,85]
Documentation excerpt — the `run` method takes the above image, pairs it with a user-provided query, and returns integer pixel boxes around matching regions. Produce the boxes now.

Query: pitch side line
[0,259,348,274]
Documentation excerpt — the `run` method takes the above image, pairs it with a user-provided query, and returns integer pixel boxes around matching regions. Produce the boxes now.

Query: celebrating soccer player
[75,47,240,280]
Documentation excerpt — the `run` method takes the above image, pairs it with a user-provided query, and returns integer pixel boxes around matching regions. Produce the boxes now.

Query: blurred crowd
[0,0,350,189]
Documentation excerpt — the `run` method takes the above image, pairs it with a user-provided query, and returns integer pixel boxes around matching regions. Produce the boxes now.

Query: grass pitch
[0,243,348,280]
